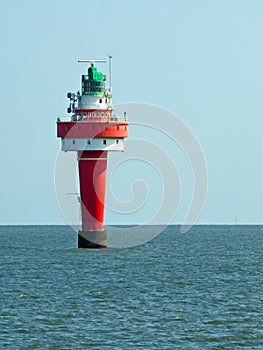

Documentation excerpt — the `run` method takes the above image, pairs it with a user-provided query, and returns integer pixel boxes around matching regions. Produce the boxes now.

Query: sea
[1,225,263,349]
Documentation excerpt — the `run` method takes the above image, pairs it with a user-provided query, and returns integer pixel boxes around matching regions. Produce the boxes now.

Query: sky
[0,0,263,225]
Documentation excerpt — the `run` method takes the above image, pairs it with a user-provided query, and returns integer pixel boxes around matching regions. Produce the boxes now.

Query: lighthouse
[57,58,128,248]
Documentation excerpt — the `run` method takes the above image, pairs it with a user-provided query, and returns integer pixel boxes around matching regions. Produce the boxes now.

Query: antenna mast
[107,55,112,93]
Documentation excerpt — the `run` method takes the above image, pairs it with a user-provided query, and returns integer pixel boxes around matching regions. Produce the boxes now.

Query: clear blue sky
[0,0,263,225]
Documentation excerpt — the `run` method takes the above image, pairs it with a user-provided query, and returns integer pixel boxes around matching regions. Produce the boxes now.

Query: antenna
[107,54,112,92]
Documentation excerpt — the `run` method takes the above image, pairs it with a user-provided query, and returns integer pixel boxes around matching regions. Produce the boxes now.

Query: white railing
[57,114,128,123]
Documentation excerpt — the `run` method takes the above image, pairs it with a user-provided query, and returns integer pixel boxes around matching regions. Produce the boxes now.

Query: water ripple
[1,225,263,348]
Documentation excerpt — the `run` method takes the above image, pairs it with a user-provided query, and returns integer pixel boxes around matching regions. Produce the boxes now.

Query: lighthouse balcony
[57,120,128,139]
[57,113,127,123]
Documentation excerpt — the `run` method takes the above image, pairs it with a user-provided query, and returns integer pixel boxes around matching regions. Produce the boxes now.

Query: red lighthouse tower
[57,58,128,248]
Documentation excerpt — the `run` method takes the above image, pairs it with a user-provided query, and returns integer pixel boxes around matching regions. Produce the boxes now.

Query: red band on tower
[78,151,107,231]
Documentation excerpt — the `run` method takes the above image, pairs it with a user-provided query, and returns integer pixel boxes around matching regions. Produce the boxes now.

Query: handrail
[57,115,128,123]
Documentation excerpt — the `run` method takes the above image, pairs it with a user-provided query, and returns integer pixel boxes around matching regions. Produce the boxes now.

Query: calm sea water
[1,225,263,349]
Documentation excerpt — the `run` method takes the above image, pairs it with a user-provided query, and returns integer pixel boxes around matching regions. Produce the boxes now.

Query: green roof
[82,65,105,96]
[88,66,103,82]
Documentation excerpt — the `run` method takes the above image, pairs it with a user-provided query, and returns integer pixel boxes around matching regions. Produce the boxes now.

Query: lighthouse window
[103,140,107,145]
[117,126,120,130]
[88,112,91,117]
[116,140,119,144]
[92,112,95,117]
[97,112,100,117]
[99,99,102,103]
[87,140,91,145]
[72,140,75,144]
[101,112,104,117]
[83,113,87,117]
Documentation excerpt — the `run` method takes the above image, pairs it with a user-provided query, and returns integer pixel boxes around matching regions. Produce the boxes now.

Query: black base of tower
[78,230,107,248]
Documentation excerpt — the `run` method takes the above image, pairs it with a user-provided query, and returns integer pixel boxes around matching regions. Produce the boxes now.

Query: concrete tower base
[78,230,107,248]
